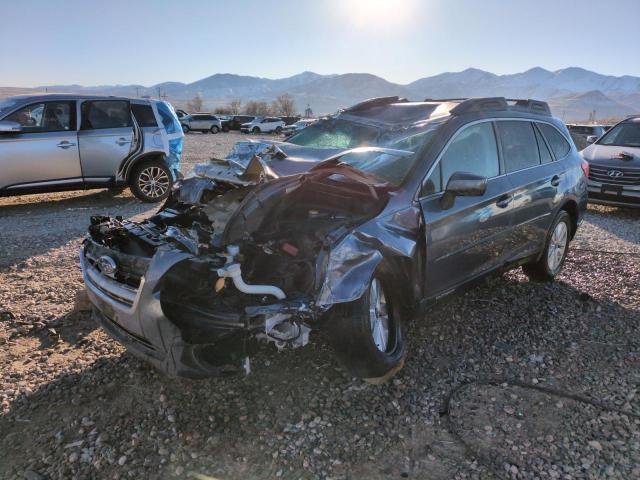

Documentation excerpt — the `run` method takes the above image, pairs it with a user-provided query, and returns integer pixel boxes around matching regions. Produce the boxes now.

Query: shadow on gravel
[1,256,639,479]
[0,190,156,270]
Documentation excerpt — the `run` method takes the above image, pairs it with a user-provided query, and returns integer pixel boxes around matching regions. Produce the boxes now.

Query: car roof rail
[450,97,551,116]
[507,98,551,115]
[423,98,469,102]
[343,96,408,113]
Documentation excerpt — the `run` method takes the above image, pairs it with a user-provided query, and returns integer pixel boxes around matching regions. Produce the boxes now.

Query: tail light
[581,160,590,178]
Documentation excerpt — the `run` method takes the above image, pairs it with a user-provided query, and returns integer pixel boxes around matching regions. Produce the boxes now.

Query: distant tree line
[185,93,300,117]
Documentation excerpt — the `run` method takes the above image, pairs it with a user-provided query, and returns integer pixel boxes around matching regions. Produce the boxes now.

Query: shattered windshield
[332,129,438,186]
[288,119,379,149]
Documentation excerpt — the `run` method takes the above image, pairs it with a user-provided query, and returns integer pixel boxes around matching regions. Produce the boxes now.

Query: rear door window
[538,123,571,159]
[496,121,540,173]
[81,101,131,130]
[6,101,75,132]
[131,104,158,127]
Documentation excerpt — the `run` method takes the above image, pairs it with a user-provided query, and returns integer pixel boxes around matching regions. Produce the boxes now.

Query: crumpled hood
[224,140,343,176]
[581,144,640,167]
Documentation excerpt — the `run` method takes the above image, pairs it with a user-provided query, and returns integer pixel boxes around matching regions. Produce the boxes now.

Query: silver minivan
[0,94,184,202]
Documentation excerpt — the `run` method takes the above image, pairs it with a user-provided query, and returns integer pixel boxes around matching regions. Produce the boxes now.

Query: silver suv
[0,94,184,202]
[180,113,223,134]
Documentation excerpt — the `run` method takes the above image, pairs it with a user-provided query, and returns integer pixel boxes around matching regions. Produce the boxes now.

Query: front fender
[316,233,383,308]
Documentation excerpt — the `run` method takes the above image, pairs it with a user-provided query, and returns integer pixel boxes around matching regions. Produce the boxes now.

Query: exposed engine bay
[83,143,397,375]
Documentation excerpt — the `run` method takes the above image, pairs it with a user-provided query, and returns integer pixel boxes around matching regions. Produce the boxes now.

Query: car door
[77,100,134,181]
[497,120,566,260]
[418,121,516,298]
[0,100,82,191]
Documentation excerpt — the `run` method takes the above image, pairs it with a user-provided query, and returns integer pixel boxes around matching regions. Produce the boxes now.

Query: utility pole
[136,87,140,98]
[157,87,162,100]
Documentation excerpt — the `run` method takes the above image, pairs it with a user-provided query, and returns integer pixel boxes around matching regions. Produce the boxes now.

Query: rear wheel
[130,161,173,203]
[210,125,219,134]
[328,275,406,384]
[275,126,283,134]
[523,211,571,281]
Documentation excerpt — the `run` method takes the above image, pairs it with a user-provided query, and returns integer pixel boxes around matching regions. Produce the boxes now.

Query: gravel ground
[0,133,639,479]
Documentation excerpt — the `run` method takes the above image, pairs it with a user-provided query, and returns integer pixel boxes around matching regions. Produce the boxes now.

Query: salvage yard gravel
[1,133,639,479]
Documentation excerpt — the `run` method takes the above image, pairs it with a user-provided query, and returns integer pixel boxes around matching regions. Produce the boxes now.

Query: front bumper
[587,180,640,208]
[80,242,249,378]
[80,240,316,377]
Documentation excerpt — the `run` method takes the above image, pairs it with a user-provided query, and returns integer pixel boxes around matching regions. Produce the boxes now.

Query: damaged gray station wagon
[81,96,588,383]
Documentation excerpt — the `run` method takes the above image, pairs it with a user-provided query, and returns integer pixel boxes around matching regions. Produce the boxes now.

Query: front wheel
[328,276,406,384]
[274,126,283,134]
[252,126,260,134]
[181,124,189,134]
[523,211,571,281]
[129,161,173,203]
[210,125,219,134]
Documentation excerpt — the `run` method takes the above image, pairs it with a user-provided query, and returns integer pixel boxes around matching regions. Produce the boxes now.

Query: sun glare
[338,0,418,31]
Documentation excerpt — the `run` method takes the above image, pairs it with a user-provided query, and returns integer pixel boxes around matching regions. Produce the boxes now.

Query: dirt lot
[1,132,639,480]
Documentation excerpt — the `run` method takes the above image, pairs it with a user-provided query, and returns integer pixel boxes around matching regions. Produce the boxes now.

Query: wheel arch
[123,152,169,183]
[559,199,579,239]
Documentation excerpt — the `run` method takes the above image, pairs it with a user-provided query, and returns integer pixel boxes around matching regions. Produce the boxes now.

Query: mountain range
[5,67,640,121]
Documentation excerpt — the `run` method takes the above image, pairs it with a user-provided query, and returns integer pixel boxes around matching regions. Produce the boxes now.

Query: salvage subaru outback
[80,96,587,383]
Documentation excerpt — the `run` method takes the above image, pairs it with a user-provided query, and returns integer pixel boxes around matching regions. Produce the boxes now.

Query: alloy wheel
[138,166,170,199]
[369,278,390,352]
[547,221,568,273]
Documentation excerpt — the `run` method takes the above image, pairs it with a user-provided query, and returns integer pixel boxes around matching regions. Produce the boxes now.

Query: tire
[252,126,260,134]
[129,161,173,203]
[327,275,406,384]
[523,210,571,281]
[275,126,283,134]
[181,124,189,134]
[210,125,219,134]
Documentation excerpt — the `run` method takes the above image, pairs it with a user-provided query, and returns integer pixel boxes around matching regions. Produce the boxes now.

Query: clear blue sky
[2,0,639,87]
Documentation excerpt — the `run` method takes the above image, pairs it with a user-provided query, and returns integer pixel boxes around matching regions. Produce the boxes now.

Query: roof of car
[6,93,152,103]
[337,96,554,128]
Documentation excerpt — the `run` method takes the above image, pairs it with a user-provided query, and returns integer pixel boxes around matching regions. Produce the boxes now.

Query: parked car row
[178,112,315,136]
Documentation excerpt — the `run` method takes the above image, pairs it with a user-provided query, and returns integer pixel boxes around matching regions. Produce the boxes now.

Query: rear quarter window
[538,123,571,159]
[131,104,158,128]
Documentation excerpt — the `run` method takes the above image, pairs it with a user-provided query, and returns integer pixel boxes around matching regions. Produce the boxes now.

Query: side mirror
[440,171,488,209]
[586,135,598,144]
[0,120,22,134]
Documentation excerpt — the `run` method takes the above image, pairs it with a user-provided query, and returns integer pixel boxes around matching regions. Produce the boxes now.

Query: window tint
[131,104,158,128]
[7,102,75,132]
[496,121,540,173]
[440,122,500,188]
[538,123,571,158]
[534,125,553,164]
[81,101,131,130]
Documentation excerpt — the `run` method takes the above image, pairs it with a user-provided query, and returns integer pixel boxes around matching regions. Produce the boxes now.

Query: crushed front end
[80,145,391,378]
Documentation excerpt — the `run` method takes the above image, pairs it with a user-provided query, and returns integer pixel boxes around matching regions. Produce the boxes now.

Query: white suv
[240,116,285,134]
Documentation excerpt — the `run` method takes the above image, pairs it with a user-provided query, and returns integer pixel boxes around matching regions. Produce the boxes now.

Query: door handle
[550,175,561,187]
[56,141,76,149]
[116,138,131,146]
[496,195,513,209]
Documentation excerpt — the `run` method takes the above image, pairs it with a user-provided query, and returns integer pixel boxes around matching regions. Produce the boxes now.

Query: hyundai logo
[97,255,117,277]
[607,170,624,178]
